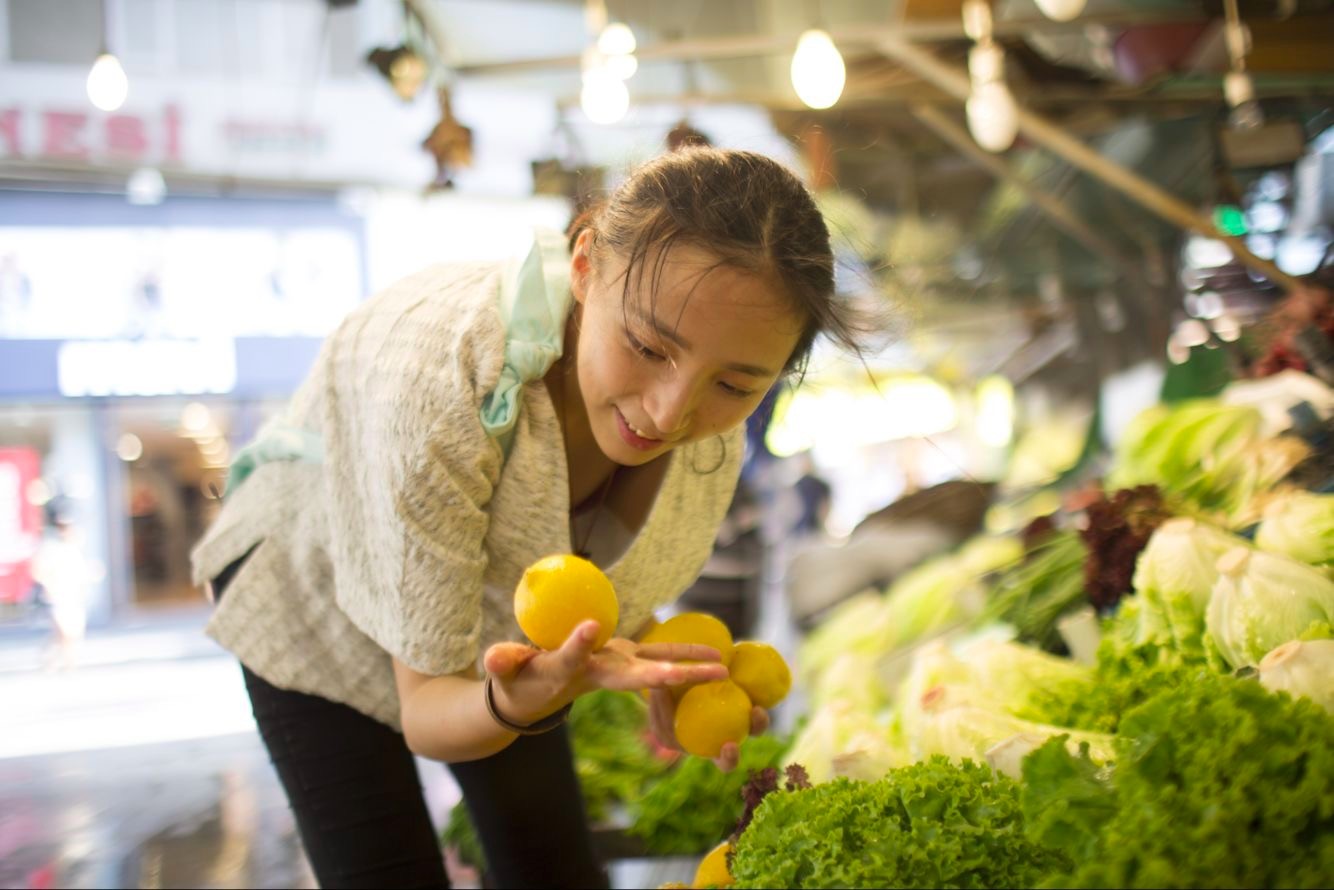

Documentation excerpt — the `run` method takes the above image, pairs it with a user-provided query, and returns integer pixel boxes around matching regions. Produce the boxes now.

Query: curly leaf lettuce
[730,758,1069,889]
[1023,673,1334,888]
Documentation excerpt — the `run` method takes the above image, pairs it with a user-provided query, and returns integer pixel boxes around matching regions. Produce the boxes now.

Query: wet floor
[0,733,315,889]
[0,628,690,889]
[0,623,466,890]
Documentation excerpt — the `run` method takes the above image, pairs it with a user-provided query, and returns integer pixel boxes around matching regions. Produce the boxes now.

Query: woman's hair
[567,147,870,378]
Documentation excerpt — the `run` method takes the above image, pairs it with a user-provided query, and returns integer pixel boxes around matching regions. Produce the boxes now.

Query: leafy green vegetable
[908,700,1116,769]
[782,700,908,785]
[1023,673,1334,888]
[1080,486,1173,611]
[1107,399,1308,525]
[441,800,486,871]
[1258,638,1334,713]
[800,537,1011,686]
[1206,547,1334,668]
[628,734,787,855]
[730,758,1069,888]
[897,634,1096,730]
[1125,518,1249,666]
[1035,598,1214,734]
[1256,491,1334,567]
[566,689,672,821]
[979,531,1089,650]
[441,690,668,869]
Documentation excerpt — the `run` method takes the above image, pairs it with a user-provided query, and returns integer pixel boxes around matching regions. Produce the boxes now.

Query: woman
[192,147,866,888]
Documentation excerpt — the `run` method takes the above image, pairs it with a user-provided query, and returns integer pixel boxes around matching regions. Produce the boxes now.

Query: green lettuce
[897,634,1096,729]
[1255,491,1334,568]
[1206,547,1334,668]
[627,734,787,855]
[1035,599,1215,734]
[1022,673,1334,888]
[1128,518,1249,664]
[799,536,1022,689]
[782,700,908,785]
[1258,638,1334,713]
[1107,399,1308,525]
[730,758,1069,888]
[909,701,1116,769]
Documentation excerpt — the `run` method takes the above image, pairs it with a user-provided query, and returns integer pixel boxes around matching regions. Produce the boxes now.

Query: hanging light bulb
[968,43,1005,83]
[606,52,638,80]
[791,29,846,109]
[597,22,636,56]
[87,52,128,111]
[966,80,1019,152]
[961,0,993,41]
[581,66,629,124]
[1034,0,1087,22]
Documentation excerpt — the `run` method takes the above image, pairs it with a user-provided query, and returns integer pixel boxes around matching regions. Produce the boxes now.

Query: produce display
[460,376,1334,889]
[705,376,1334,889]
[444,574,796,876]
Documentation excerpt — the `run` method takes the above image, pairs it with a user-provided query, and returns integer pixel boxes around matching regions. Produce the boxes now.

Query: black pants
[214,557,607,890]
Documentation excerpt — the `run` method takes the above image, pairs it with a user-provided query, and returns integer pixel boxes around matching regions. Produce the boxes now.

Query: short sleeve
[317,265,506,676]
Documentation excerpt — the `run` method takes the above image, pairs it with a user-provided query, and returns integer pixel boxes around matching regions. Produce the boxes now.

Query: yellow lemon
[692,841,735,888]
[728,641,792,709]
[514,554,618,651]
[641,612,735,665]
[674,680,751,759]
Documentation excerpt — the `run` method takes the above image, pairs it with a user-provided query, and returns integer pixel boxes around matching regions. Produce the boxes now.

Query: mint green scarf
[225,228,572,495]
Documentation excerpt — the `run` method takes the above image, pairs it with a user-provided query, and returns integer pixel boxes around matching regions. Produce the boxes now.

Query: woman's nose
[643,375,698,438]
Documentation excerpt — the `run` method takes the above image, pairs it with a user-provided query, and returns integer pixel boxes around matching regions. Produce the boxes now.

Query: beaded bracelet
[483,674,573,736]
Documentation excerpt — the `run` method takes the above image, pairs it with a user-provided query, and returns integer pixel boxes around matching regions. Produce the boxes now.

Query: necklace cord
[557,357,617,559]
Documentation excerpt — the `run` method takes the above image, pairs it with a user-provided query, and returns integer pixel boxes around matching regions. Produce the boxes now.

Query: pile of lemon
[640,612,790,759]
[513,554,792,760]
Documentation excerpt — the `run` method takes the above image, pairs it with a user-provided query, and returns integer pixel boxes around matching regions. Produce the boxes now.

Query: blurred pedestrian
[31,509,93,671]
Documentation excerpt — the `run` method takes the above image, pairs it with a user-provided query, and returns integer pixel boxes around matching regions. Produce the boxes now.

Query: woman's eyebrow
[628,307,775,377]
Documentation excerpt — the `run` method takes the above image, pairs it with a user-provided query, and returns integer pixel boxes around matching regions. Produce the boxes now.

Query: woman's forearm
[398,673,519,763]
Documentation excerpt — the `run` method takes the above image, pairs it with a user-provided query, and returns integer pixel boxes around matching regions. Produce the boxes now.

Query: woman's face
[569,230,805,467]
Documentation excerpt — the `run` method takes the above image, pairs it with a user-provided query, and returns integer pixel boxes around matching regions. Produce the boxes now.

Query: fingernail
[582,622,598,641]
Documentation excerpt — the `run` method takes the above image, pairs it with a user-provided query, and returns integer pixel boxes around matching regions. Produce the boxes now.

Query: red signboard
[0,447,42,605]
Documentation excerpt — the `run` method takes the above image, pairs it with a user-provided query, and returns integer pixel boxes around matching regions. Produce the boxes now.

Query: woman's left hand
[645,687,770,772]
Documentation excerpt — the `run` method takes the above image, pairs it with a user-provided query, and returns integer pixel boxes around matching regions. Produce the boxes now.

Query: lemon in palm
[692,841,735,888]
[674,680,751,759]
[728,641,791,709]
[514,553,618,651]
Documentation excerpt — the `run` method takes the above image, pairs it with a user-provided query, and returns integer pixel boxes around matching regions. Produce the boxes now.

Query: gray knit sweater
[191,261,742,729]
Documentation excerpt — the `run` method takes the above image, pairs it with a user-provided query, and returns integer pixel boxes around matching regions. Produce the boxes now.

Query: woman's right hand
[483,620,728,727]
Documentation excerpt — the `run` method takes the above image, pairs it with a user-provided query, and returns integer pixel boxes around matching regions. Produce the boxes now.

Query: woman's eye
[718,381,754,398]
[628,334,665,361]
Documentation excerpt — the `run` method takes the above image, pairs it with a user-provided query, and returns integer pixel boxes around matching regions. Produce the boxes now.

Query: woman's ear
[569,228,595,305]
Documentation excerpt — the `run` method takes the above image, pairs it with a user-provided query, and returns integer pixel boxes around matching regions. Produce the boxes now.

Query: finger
[636,660,728,689]
[483,642,540,678]
[714,741,740,772]
[635,643,723,663]
[647,688,681,749]
[750,706,770,736]
[555,620,601,673]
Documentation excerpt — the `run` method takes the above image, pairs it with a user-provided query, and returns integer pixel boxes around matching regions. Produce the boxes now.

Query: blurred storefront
[0,0,575,630]
[0,189,358,628]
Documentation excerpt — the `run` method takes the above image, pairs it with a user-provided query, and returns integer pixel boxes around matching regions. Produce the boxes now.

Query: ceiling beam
[450,9,1210,76]
[910,103,1142,283]
[874,33,1306,293]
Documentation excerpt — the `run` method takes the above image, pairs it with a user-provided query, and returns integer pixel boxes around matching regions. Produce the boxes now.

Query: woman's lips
[615,407,661,451]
